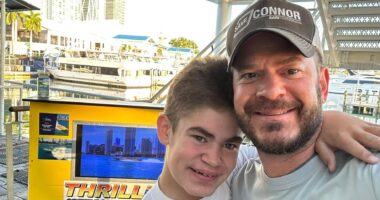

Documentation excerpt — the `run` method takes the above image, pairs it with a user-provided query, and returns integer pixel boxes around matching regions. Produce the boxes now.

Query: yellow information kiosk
[25,97,164,200]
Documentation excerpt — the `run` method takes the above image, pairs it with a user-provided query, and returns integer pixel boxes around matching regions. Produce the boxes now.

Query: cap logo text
[234,6,302,38]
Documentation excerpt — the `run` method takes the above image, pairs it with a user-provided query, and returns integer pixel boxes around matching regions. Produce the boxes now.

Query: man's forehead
[244,32,298,52]
[232,33,304,68]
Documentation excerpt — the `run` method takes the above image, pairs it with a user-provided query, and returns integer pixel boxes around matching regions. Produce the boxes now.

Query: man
[143,56,380,200]
[227,0,380,199]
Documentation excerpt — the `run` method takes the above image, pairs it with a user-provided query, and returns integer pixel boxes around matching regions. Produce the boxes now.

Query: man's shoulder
[232,157,261,188]
[334,150,380,184]
[235,145,259,171]
[354,150,380,172]
[237,154,260,172]
[336,150,380,170]
[231,157,269,199]
[333,150,380,198]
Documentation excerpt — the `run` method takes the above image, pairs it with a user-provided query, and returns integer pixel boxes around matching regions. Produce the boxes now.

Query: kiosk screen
[74,122,165,180]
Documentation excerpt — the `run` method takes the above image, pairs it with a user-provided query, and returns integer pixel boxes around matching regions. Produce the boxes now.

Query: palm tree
[6,12,25,55]
[23,11,42,59]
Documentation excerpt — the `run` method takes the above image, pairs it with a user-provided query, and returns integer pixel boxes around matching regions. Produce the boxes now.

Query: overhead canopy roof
[167,47,192,53]
[3,0,39,12]
[207,0,316,5]
[113,35,150,41]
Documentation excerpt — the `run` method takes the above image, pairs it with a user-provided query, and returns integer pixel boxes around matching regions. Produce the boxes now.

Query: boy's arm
[316,111,380,172]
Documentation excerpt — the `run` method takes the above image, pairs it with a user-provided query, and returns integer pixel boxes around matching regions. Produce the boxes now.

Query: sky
[123,0,248,49]
[26,0,248,50]
[124,0,218,49]
[126,0,251,49]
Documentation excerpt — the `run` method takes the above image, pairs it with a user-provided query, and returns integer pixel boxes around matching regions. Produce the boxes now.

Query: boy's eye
[224,143,238,150]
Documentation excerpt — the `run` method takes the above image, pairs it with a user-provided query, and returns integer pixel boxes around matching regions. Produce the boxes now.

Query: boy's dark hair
[164,56,234,131]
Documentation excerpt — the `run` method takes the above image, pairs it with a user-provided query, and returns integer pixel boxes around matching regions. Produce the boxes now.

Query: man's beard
[237,88,323,155]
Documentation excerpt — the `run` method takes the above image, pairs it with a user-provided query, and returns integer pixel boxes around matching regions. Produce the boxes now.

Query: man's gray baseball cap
[226,0,322,70]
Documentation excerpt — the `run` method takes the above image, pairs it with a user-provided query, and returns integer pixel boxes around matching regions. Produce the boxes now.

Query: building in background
[105,0,125,25]
[81,0,105,21]
[42,0,83,22]
[40,0,124,24]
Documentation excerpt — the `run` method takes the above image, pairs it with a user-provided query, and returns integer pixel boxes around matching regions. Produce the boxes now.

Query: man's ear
[157,114,172,145]
[319,66,329,103]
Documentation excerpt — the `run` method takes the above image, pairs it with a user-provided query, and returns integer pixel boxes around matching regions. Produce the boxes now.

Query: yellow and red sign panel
[64,181,154,199]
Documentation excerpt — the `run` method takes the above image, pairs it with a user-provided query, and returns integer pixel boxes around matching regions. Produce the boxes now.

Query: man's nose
[256,75,286,100]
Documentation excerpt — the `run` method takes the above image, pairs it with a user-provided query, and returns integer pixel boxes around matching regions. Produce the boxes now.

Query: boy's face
[158,107,243,198]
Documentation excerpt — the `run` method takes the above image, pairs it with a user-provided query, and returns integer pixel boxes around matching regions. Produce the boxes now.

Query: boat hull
[48,68,166,89]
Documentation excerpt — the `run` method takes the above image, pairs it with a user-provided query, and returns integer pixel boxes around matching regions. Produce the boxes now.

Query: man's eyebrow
[232,63,257,71]
[276,56,301,65]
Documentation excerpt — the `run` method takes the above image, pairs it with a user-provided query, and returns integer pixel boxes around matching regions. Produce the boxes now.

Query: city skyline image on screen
[74,122,165,180]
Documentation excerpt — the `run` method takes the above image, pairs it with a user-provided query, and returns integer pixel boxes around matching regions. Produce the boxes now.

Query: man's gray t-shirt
[232,151,380,200]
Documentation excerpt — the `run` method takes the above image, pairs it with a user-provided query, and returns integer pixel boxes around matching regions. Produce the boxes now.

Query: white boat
[44,51,182,89]
[50,79,154,101]
[329,70,380,95]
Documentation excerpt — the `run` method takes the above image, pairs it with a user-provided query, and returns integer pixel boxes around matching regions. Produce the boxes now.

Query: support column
[215,0,231,35]
[1,0,6,136]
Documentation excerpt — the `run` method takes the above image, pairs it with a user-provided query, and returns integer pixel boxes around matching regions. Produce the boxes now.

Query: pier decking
[343,90,380,124]
[0,135,28,200]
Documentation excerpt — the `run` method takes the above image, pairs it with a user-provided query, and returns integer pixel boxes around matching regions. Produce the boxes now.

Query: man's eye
[193,135,207,143]
[242,72,257,80]
[287,69,299,75]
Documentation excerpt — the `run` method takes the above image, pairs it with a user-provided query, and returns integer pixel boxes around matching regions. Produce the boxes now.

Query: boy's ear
[157,114,172,145]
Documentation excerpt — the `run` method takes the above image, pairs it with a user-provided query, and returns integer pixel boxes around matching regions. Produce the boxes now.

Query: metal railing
[342,89,380,123]
[5,105,30,200]
[148,24,230,103]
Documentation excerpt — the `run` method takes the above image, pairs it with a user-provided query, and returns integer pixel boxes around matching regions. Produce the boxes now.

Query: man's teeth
[257,109,293,115]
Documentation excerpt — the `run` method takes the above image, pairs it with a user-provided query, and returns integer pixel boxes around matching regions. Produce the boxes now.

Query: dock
[4,72,38,80]
[343,89,380,124]
[0,135,28,200]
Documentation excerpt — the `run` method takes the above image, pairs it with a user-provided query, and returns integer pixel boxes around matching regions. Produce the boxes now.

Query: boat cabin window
[101,68,118,76]
[119,69,132,77]
[144,70,151,76]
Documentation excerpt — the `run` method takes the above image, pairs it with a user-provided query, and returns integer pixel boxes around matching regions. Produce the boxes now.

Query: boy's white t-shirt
[143,145,258,200]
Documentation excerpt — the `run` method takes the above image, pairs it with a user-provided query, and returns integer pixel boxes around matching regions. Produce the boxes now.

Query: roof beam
[207,0,316,5]
[2,0,39,12]
[317,0,339,67]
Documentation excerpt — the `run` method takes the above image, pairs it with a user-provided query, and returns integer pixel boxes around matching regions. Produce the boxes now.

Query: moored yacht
[45,51,181,89]
[329,70,380,95]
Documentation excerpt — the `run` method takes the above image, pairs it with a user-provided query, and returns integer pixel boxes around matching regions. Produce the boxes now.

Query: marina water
[4,74,380,137]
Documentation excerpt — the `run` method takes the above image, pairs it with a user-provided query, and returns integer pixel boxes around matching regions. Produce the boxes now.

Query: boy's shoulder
[142,182,172,200]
